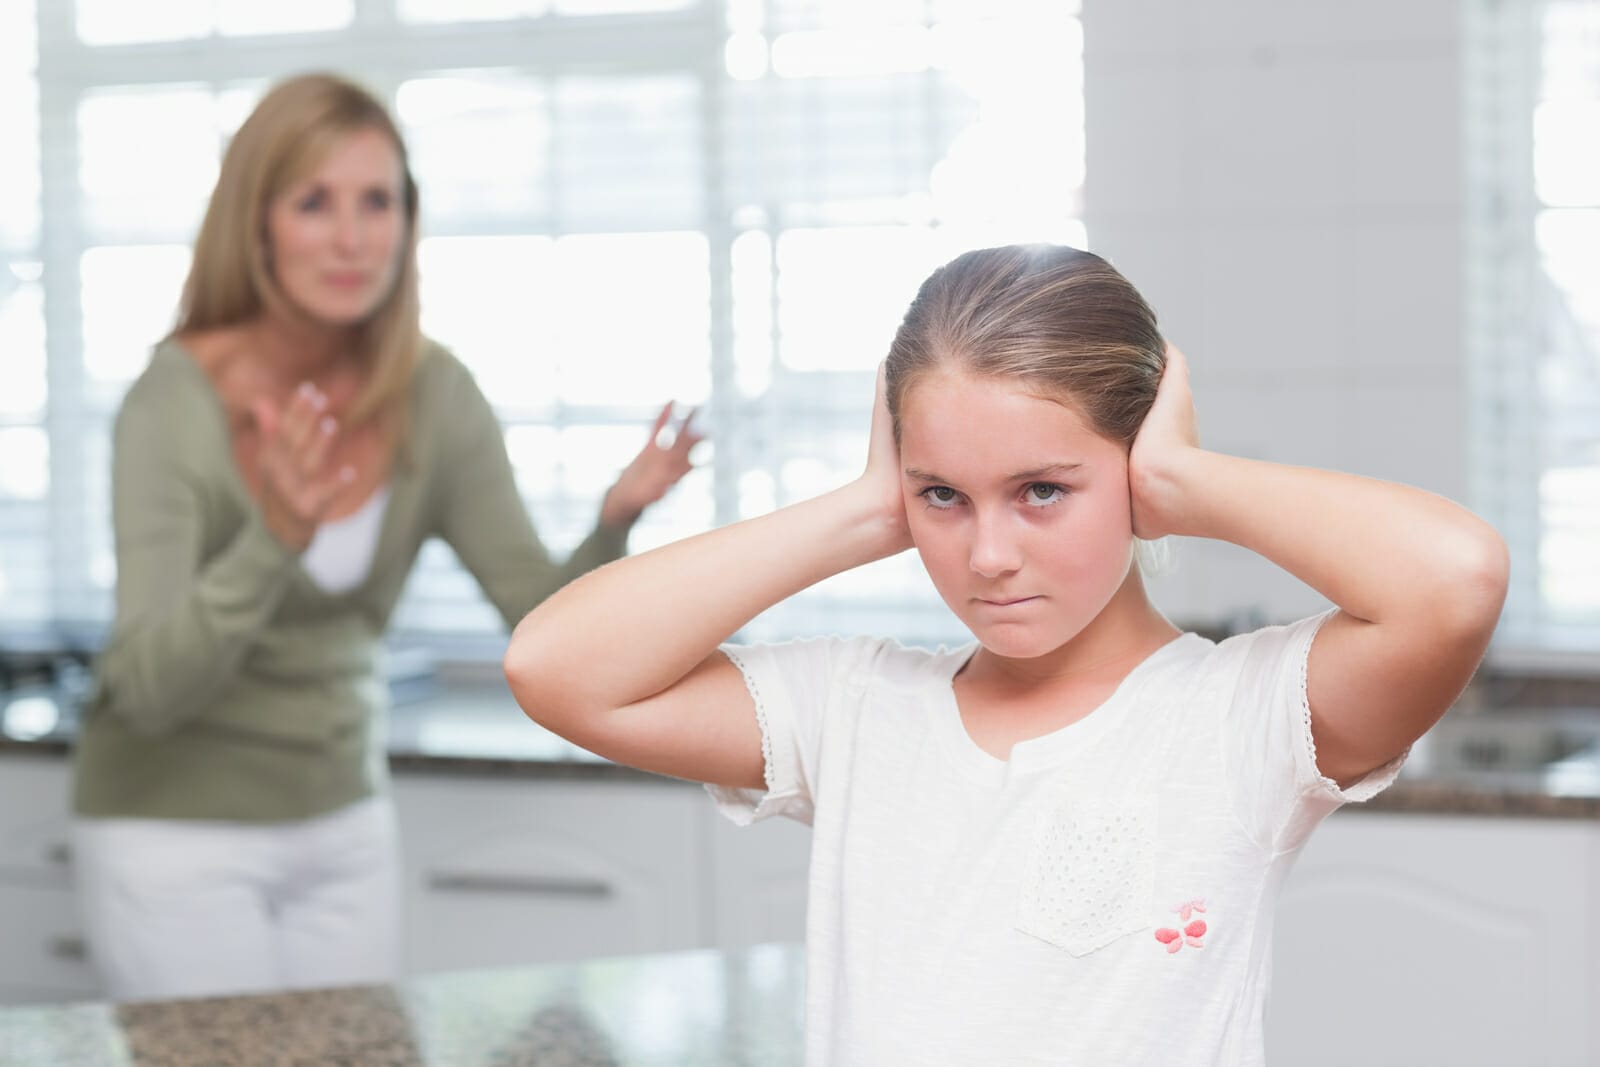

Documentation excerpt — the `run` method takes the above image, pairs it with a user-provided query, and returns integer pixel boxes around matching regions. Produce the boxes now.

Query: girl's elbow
[1441,524,1510,637]
[502,643,545,721]
[503,628,565,727]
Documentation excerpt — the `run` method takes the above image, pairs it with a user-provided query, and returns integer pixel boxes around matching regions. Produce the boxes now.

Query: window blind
[1469,0,1600,659]
[0,0,1085,656]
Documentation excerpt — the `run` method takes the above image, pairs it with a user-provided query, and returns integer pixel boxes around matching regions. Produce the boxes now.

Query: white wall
[1083,0,1468,626]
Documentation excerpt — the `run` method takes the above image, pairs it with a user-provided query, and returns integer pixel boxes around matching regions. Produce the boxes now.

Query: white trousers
[72,796,401,1002]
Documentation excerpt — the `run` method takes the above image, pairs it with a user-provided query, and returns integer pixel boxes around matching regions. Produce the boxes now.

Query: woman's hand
[1128,343,1203,540]
[854,360,913,555]
[600,403,704,528]
[250,383,354,552]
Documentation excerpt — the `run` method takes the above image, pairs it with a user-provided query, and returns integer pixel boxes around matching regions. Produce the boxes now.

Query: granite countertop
[4,676,1599,818]
[0,942,806,1066]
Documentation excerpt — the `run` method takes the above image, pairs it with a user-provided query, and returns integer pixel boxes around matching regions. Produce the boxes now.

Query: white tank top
[300,485,391,595]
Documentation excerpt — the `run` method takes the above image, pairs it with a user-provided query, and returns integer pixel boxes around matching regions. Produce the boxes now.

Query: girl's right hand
[250,383,354,552]
[856,361,913,556]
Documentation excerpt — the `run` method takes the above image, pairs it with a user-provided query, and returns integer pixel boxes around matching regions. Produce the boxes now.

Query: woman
[70,72,699,1002]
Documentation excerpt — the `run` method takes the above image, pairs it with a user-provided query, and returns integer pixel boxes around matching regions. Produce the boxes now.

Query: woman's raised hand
[250,383,354,552]
[1128,343,1203,541]
[600,402,705,529]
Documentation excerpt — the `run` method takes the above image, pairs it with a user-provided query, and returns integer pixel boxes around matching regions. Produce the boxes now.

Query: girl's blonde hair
[886,244,1172,571]
[885,244,1165,443]
[170,72,422,428]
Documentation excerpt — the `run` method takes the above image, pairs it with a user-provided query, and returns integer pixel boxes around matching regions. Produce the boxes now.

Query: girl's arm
[1131,347,1510,787]
[503,368,910,788]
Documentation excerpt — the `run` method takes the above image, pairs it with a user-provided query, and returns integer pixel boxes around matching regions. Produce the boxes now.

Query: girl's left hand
[1128,343,1202,540]
[600,402,705,528]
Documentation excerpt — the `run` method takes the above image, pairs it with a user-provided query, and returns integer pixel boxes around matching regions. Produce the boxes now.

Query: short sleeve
[1212,610,1406,853]
[705,636,855,828]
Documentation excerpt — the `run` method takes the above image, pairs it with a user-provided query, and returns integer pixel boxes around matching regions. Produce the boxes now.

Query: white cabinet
[392,771,813,974]
[0,754,102,1005]
[393,774,713,974]
[0,751,814,1003]
[1268,810,1600,1067]
[706,811,812,950]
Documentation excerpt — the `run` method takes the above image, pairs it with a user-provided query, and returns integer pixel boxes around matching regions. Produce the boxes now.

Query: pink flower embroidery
[1154,899,1208,954]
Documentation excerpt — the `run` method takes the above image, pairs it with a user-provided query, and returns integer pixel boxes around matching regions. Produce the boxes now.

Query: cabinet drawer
[0,884,101,1000]
[0,755,75,884]
[394,776,708,975]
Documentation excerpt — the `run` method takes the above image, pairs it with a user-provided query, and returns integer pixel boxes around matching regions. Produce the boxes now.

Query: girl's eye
[295,188,327,212]
[1022,483,1067,507]
[920,486,961,509]
[363,189,393,211]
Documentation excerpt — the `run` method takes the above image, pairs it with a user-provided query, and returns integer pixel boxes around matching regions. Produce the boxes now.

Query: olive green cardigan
[72,339,628,821]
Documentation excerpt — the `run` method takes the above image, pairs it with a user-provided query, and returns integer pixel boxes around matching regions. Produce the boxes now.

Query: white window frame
[12,0,1087,660]
[1468,0,1600,668]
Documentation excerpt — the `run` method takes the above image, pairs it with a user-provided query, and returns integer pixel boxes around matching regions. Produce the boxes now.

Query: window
[1471,0,1600,657]
[1,0,1085,654]
[0,0,45,630]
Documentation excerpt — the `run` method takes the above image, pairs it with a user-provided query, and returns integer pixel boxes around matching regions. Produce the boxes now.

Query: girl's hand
[856,361,913,555]
[1128,343,1203,540]
[250,383,354,552]
[600,402,704,528]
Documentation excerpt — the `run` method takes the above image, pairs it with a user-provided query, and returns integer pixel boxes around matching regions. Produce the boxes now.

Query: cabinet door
[706,811,811,950]
[0,884,100,1003]
[0,754,102,1004]
[393,776,708,975]
[1268,812,1598,1067]
[0,754,77,881]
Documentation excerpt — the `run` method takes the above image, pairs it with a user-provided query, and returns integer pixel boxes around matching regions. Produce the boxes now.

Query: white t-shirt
[708,612,1404,1067]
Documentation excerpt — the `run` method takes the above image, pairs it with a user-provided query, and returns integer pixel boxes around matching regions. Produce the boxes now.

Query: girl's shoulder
[730,633,975,694]
[1204,611,1335,675]
[1157,611,1337,717]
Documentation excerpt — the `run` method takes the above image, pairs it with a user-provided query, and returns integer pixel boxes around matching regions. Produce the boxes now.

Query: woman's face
[899,369,1137,660]
[265,126,406,328]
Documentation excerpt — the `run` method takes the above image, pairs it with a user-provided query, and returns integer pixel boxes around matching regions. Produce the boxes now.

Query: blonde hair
[171,72,422,429]
[886,244,1165,444]
[886,244,1172,572]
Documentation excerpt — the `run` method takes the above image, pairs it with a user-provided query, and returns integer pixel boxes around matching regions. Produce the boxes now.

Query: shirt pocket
[1014,795,1157,957]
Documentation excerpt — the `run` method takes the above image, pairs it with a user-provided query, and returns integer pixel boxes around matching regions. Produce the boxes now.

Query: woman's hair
[885,244,1165,448]
[170,72,422,427]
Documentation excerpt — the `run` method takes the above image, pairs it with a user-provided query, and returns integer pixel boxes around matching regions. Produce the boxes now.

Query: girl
[503,244,1507,1064]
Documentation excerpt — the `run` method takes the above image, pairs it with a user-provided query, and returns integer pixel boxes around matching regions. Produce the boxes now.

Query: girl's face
[265,126,407,328]
[899,369,1136,660]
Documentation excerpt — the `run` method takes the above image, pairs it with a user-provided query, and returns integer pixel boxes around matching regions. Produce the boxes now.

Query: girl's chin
[967,622,1066,661]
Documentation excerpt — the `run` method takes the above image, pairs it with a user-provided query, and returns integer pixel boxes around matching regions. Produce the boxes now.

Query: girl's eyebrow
[1007,462,1084,481]
[902,462,1083,485]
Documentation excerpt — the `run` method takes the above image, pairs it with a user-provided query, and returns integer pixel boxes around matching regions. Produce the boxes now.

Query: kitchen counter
[0,677,663,783]
[0,942,806,1066]
[4,676,1599,817]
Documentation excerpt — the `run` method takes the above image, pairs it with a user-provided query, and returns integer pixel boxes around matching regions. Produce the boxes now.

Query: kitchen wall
[1083,0,1472,626]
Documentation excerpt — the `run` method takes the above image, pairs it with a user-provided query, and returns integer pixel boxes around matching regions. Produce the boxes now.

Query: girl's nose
[969,512,1022,579]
